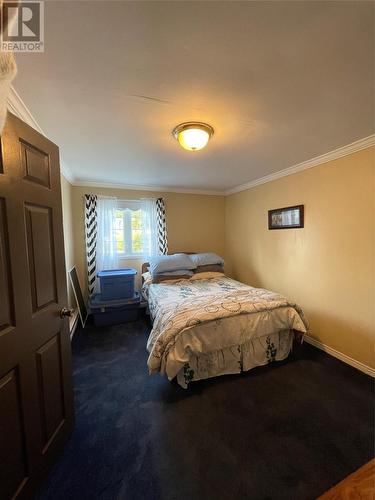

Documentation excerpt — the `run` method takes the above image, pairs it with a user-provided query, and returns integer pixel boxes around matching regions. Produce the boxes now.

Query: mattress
[143,276,308,387]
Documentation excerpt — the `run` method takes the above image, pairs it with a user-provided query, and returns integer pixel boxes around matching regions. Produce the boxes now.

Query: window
[114,201,144,257]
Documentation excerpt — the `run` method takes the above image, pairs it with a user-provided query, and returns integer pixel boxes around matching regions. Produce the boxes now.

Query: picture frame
[268,205,304,230]
[69,266,88,327]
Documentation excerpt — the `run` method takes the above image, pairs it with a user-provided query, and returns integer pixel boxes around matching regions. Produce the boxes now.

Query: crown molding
[6,84,76,183]
[225,134,375,195]
[7,84,45,134]
[7,85,374,196]
[5,85,222,194]
[72,179,225,196]
[60,162,75,184]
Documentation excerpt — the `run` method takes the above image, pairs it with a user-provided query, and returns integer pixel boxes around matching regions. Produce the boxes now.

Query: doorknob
[60,307,74,318]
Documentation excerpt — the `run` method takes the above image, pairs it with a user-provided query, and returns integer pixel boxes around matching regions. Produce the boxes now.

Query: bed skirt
[176,329,295,388]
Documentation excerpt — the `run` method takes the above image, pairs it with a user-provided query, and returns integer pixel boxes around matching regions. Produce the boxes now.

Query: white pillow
[189,252,224,266]
[149,254,196,276]
[190,271,225,281]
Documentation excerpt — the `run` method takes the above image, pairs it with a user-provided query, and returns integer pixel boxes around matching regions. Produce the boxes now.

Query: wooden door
[0,113,74,499]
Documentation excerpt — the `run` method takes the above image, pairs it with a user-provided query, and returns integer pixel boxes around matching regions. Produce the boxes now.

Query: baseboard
[69,310,79,341]
[304,335,375,378]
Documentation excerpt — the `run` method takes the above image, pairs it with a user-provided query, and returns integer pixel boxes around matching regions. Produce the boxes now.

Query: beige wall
[60,175,76,308]
[69,186,225,294]
[225,147,375,368]
[60,147,374,370]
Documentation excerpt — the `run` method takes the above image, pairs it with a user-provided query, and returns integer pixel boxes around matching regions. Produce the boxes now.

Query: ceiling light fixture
[172,122,214,151]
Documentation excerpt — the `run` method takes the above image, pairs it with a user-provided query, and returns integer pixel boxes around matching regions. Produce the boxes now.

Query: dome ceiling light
[172,122,214,151]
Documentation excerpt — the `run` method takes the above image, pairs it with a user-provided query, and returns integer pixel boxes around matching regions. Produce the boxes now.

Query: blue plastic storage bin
[97,268,137,300]
[89,292,140,327]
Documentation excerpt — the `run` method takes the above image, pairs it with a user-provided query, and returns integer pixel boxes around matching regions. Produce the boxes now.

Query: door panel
[0,113,74,499]
[0,368,28,500]
[25,204,57,312]
[36,333,65,452]
[0,198,14,332]
[20,139,51,188]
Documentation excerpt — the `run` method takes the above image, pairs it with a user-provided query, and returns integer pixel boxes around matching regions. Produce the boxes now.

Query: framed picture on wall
[268,205,304,230]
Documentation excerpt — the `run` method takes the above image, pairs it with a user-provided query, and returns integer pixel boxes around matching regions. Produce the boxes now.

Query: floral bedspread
[144,277,309,380]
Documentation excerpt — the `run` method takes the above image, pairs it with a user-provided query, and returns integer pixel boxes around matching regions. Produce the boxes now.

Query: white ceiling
[14,0,374,192]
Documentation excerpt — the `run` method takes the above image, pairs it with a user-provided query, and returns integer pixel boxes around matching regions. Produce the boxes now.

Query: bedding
[190,271,225,280]
[194,264,224,273]
[153,270,194,283]
[142,269,194,284]
[188,252,224,267]
[148,253,196,277]
[143,275,308,388]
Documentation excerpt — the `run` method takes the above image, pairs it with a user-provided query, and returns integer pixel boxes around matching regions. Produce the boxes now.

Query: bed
[142,256,308,388]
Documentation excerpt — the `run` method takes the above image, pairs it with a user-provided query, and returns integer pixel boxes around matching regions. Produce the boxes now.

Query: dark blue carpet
[37,314,374,500]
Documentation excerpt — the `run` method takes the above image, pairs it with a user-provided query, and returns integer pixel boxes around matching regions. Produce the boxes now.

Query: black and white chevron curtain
[84,195,167,296]
[84,194,98,295]
[156,197,168,255]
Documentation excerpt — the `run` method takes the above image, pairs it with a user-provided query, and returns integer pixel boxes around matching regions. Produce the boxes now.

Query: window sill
[119,255,145,261]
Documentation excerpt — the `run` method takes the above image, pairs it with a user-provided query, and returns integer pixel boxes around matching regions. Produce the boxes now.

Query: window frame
[115,200,144,259]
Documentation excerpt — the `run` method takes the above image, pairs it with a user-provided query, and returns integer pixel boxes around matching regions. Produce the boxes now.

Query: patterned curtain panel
[84,194,98,295]
[156,198,168,255]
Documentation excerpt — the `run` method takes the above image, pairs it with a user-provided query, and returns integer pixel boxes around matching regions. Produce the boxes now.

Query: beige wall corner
[60,174,76,309]
[225,147,375,369]
[70,185,226,295]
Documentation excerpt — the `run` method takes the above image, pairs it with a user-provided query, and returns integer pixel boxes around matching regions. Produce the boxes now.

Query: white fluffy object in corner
[0,0,17,132]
